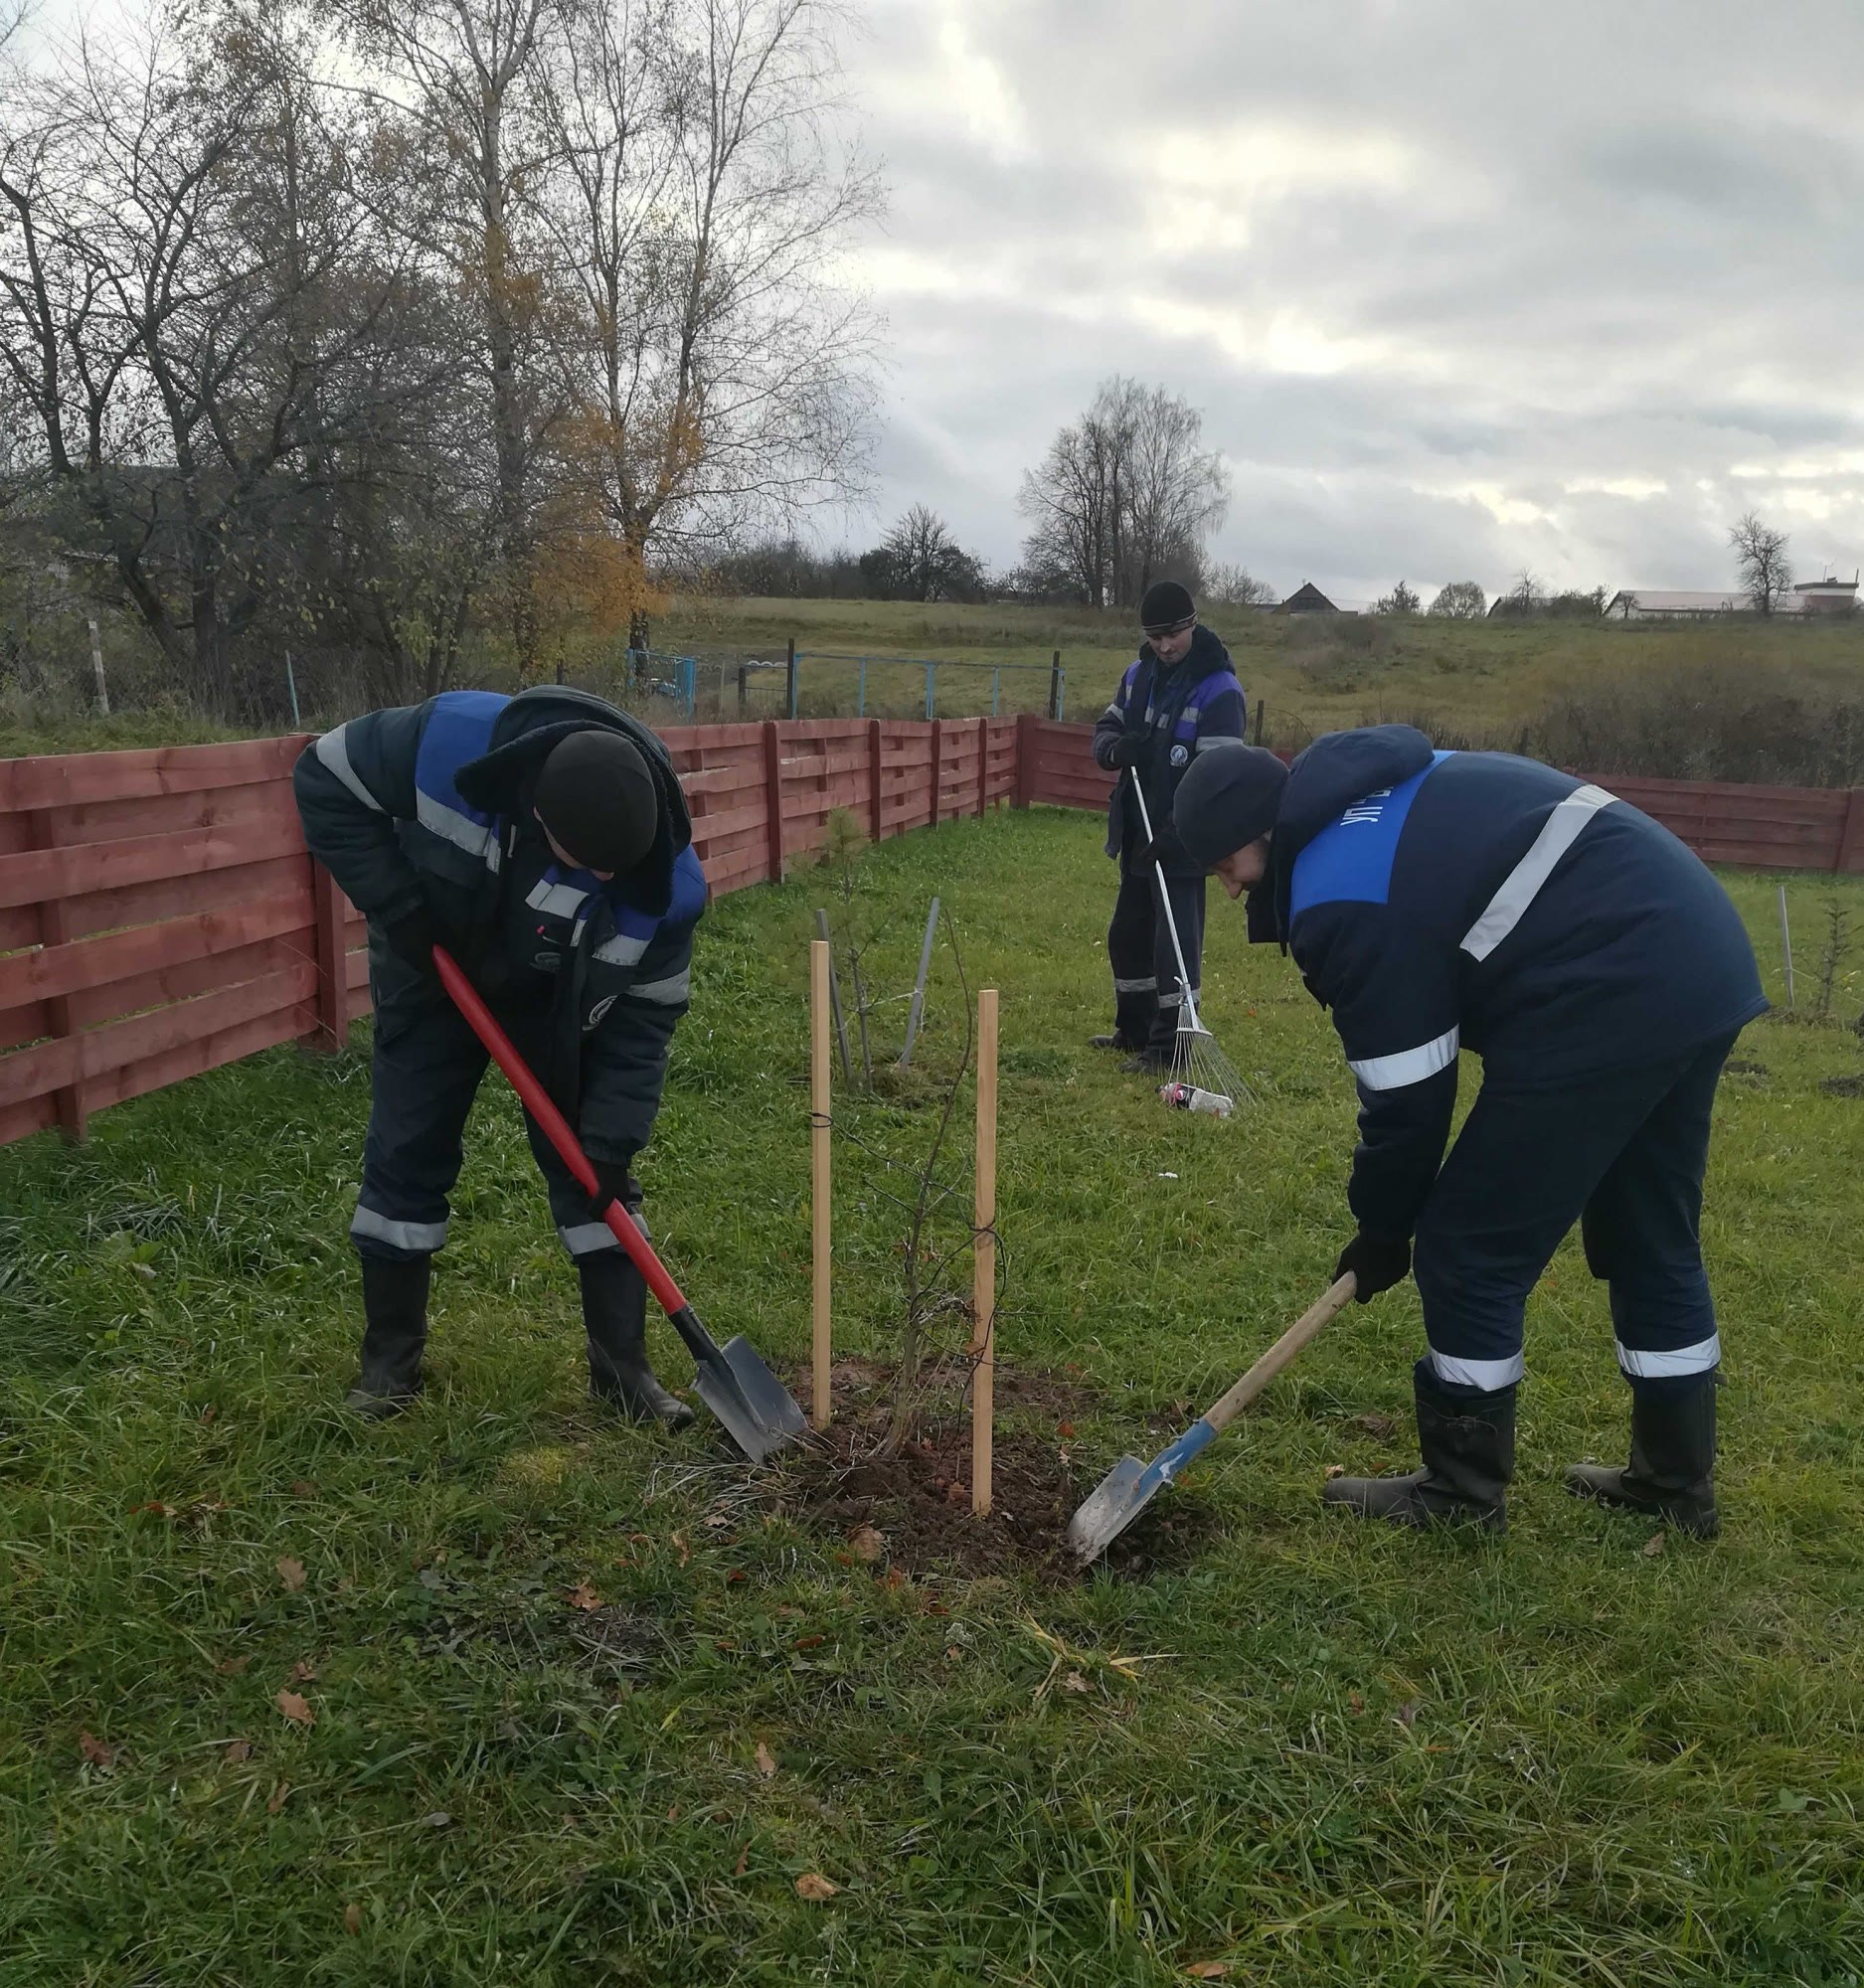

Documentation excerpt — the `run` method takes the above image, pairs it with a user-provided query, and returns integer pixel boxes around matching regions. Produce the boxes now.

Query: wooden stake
[811,937,833,1428]
[972,988,999,1517]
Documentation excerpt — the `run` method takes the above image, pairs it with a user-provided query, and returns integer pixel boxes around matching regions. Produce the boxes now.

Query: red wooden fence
[0,718,1017,1149]
[0,712,1857,1150]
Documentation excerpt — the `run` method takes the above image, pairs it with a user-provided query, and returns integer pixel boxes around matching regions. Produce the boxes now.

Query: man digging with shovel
[1169,726,1766,1538]
[294,687,704,1426]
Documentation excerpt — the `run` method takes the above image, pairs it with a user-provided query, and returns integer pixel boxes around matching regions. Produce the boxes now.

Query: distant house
[1604,580,1859,620]
[1275,580,1339,614]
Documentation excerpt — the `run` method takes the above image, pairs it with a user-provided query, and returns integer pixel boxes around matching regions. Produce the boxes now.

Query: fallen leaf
[1061,1670,1091,1695]
[290,1479,318,1500]
[943,1481,967,1507]
[1353,1412,1398,1439]
[289,1660,317,1684]
[846,1524,885,1562]
[216,1655,252,1676]
[224,1739,253,1764]
[1057,1421,1076,1438]
[703,1510,734,1530]
[130,1501,179,1520]
[733,1844,750,1876]
[1323,1463,1346,1480]
[566,1582,601,1611]
[1347,1691,1365,1717]
[725,1569,748,1584]
[275,1689,315,1728]
[669,1532,690,1567]
[276,1557,306,1592]
[199,1405,218,1425]
[793,1633,825,1651]
[266,1779,291,1814]
[1643,1531,1667,1558]
[78,1730,116,1770]
[879,1568,909,1592]
[794,1872,838,1901]
[343,1904,362,1936]
[666,1804,680,1821]
[423,1811,452,1829]
[1185,1964,1232,1981]
[944,1644,963,1662]
[755,1741,778,1779]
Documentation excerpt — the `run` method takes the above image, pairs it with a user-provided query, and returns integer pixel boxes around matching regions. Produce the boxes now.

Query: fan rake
[1129,772,1253,1118]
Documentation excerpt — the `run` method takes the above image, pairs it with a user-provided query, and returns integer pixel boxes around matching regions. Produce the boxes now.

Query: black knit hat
[1139,580,1196,634]
[1171,745,1289,867]
[534,731,659,875]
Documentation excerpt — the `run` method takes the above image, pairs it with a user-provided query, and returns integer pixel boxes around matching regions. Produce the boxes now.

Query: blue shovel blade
[1065,1417,1219,1564]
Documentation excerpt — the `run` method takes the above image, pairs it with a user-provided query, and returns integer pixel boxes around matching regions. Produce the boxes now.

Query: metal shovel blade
[1066,1418,1219,1566]
[670,1306,808,1464]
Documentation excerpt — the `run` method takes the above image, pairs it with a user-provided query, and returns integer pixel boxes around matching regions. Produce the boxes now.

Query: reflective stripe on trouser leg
[354,946,489,1261]
[1107,867,1160,1046]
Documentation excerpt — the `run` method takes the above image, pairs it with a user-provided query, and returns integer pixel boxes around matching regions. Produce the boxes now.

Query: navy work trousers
[1107,864,1206,1055]
[351,942,622,1264]
[1413,1030,1740,1393]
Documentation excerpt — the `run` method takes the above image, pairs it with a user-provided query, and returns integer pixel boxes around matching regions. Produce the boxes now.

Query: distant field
[656,596,1864,750]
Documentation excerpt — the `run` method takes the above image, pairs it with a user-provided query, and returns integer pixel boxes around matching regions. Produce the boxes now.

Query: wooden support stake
[1778,884,1795,1009]
[811,937,833,1429]
[814,908,851,1079]
[972,987,999,1517]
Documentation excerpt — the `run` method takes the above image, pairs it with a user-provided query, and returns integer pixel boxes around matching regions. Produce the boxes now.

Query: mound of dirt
[764,1360,1220,1581]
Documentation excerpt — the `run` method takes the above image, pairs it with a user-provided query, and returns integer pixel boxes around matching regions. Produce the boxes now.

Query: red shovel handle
[432,945,687,1318]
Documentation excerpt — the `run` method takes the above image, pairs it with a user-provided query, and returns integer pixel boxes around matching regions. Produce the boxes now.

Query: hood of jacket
[451,686,693,916]
[1262,723,1437,943]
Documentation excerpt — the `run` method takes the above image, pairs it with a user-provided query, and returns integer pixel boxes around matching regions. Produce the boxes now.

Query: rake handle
[431,945,689,1320]
[1203,1273,1357,1438]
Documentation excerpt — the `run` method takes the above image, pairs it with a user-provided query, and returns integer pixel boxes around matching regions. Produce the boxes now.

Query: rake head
[1161,1020,1252,1115]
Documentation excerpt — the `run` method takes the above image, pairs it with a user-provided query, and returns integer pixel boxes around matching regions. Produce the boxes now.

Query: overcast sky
[830,0,1864,604]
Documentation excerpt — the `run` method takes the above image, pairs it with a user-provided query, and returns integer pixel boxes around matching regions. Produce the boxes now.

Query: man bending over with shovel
[1171,727,1765,1537]
[294,687,704,1426]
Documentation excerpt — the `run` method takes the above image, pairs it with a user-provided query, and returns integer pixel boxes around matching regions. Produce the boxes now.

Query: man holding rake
[1091,581,1250,1074]
[1172,726,1765,1539]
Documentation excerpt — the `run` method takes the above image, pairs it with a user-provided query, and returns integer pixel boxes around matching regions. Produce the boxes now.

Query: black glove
[381,907,444,974]
[1101,729,1146,770]
[1136,823,1187,872]
[1334,1232,1413,1303]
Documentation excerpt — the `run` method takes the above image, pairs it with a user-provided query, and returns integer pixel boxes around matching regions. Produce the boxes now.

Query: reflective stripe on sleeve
[1348,1026,1460,1091]
[315,725,386,813]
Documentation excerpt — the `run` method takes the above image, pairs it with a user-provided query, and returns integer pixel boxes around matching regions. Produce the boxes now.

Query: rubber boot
[579,1251,695,1428]
[346,1255,430,1418]
[1090,1032,1140,1053]
[1567,1373,1719,1539]
[1323,1360,1515,1533]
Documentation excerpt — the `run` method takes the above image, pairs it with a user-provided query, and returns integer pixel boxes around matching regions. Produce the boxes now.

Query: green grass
[3,812,1864,1984]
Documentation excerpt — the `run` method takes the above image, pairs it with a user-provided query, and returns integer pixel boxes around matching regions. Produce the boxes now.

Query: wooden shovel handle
[1202,1273,1357,1438]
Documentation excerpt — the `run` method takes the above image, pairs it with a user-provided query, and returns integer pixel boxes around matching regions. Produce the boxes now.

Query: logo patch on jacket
[584,994,617,1032]
[1169,744,1189,767]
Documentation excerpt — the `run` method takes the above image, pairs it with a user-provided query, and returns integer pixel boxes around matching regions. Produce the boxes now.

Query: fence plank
[0,813,305,913]
[23,811,85,1139]
[0,964,316,1110]
[762,722,785,883]
[0,735,308,813]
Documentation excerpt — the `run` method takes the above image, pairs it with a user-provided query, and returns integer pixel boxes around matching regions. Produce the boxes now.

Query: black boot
[1567,1373,1719,1539]
[1323,1361,1515,1532]
[1090,1032,1140,1053]
[347,1255,430,1418]
[579,1251,694,1428]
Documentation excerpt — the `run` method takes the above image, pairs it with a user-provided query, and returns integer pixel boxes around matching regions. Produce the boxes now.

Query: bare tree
[1017,412,1121,609]
[1121,382,1229,600]
[860,504,982,602]
[537,0,881,647]
[1428,580,1487,619]
[0,3,449,715]
[1374,579,1421,615]
[1730,511,1792,616]
[1205,561,1273,606]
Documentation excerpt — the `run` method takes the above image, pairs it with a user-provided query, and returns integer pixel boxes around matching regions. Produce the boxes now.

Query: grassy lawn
[3,808,1863,1985]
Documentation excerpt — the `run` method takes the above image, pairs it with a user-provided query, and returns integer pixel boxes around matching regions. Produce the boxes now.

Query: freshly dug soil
[766,1359,1220,1581]
[1819,1073,1864,1097]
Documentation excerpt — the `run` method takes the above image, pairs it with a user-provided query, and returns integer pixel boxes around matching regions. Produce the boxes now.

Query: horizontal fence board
[35,773,304,850]
[0,735,308,812]
[99,1005,307,1117]
[0,963,316,1109]
[0,814,304,912]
